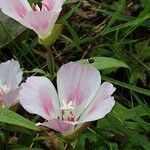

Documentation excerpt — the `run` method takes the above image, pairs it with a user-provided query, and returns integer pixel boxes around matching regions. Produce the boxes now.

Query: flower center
[31,1,52,12]
[0,85,8,108]
[32,3,41,11]
[60,100,76,122]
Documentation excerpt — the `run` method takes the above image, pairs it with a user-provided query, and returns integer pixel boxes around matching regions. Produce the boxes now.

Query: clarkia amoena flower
[0,0,64,39]
[0,59,22,108]
[19,62,116,133]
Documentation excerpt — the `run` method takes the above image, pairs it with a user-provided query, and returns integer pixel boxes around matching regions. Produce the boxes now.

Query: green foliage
[0,108,39,131]
[79,57,130,70]
[0,12,26,49]
[97,102,150,150]
[28,0,41,5]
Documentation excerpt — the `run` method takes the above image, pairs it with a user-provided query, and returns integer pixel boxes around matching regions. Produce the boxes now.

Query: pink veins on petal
[32,4,40,11]
[30,19,49,30]
[68,88,83,106]
[32,0,54,12]
[39,89,53,116]
[13,2,27,18]
[42,0,54,11]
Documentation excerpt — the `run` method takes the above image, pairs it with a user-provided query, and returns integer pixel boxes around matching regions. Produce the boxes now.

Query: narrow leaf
[0,108,39,131]
[79,57,129,70]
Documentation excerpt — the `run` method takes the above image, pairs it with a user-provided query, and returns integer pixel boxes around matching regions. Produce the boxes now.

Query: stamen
[35,122,42,126]
[0,85,8,96]
[32,3,41,11]
[61,100,76,122]
[0,85,8,108]
[61,100,74,110]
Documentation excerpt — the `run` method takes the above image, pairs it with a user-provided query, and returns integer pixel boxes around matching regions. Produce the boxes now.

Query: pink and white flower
[19,62,116,133]
[0,0,64,39]
[0,59,23,108]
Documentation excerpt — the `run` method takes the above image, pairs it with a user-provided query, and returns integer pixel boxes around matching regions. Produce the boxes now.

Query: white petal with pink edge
[0,0,31,21]
[22,11,61,39]
[50,0,64,12]
[57,62,101,119]
[78,82,116,123]
[2,87,21,108]
[42,0,55,11]
[0,59,23,90]
[41,0,64,12]
[42,119,74,133]
[0,0,64,39]
[19,76,60,120]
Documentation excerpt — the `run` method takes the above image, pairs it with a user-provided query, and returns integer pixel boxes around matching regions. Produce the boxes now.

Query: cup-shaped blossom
[0,59,23,108]
[19,62,116,133]
[0,0,64,39]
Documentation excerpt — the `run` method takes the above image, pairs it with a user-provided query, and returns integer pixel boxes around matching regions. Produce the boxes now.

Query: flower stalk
[64,122,92,141]
[47,48,55,80]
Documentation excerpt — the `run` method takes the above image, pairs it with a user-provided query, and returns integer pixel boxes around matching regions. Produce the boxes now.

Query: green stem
[4,130,9,150]
[64,122,91,142]
[47,48,55,80]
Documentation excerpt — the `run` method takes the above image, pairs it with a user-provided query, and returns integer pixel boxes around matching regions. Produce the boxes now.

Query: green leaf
[106,114,150,150]
[97,104,150,150]
[0,108,39,131]
[74,132,99,150]
[140,0,150,7]
[47,48,55,80]
[79,57,129,70]
[0,12,26,48]
[99,14,150,35]
[101,0,126,35]
[24,68,46,75]
[102,76,150,96]
[74,135,85,150]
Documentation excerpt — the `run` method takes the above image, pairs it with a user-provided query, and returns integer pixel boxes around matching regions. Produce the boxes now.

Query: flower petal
[78,82,116,123]
[42,0,64,12]
[0,0,31,21]
[1,87,21,108]
[57,62,101,118]
[42,0,54,11]
[0,59,22,90]
[51,0,64,12]
[42,119,74,133]
[19,76,60,120]
[22,11,61,39]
